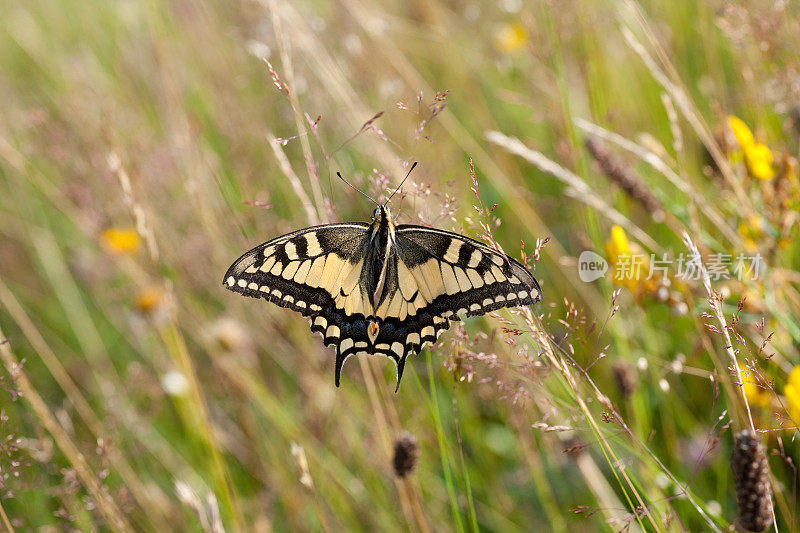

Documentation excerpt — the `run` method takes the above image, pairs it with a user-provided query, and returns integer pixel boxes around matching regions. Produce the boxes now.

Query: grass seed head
[392,432,420,478]
[731,430,773,532]
[611,361,638,399]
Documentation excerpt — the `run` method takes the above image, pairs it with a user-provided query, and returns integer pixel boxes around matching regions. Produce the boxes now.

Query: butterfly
[223,165,542,390]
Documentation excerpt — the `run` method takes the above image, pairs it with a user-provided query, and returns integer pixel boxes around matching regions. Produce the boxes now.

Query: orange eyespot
[367,320,380,343]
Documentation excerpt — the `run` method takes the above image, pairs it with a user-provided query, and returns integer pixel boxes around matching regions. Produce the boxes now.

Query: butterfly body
[224,204,541,390]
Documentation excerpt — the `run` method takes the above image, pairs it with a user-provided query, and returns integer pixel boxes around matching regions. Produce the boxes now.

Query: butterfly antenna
[384,161,417,206]
[337,171,379,205]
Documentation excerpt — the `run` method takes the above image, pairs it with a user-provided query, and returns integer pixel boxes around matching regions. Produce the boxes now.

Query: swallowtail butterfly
[224,168,541,390]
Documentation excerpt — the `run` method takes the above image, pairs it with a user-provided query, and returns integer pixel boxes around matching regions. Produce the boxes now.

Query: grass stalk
[0,326,132,532]
[426,353,465,533]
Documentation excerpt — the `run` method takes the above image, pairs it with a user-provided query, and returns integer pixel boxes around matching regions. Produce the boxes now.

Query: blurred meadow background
[1,0,799,531]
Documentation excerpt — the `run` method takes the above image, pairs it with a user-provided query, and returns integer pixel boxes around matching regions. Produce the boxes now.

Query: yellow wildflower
[728,116,755,147]
[494,23,527,53]
[605,225,650,294]
[728,115,775,180]
[134,287,164,315]
[101,228,140,254]
[737,215,764,253]
[742,376,770,409]
[609,225,629,253]
[744,143,775,180]
[784,365,800,427]
[778,156,800,212]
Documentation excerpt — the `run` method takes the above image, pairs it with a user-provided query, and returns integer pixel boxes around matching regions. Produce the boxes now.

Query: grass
[0,0,799,531]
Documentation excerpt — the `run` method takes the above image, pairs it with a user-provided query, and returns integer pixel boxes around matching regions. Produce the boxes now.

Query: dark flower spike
[732,429,773,533]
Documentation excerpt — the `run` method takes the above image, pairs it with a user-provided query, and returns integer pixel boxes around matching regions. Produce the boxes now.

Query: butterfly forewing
[393,225,542,318]
[223,223,369,316]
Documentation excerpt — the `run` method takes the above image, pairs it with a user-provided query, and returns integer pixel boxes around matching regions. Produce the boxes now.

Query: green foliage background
[0,0,798,531]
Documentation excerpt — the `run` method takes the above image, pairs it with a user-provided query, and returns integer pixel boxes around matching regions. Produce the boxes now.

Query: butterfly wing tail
[334,349,348,387]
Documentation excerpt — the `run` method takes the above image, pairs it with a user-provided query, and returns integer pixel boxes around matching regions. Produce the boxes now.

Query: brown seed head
[731,430,772,532]
[611,361,638,398]
[392,432,420,478]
